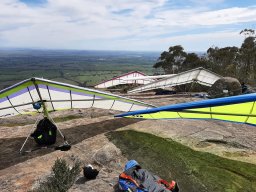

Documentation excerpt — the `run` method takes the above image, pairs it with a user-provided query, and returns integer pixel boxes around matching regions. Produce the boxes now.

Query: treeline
[153,29,256,84]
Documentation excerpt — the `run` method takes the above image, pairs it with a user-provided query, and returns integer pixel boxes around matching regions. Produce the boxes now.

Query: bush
[34,158,81,192]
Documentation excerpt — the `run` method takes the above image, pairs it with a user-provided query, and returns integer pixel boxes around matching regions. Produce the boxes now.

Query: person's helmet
[124,160,140,171]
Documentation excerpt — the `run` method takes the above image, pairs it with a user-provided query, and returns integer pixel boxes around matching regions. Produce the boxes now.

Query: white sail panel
[71,91,93,108]
[93,99,114,110]
[37,84,51,101]
[47,86,71,110]
[111,100,134,112]
[26,86,40,102]
[9,89,32,106]
[0,98,19,117]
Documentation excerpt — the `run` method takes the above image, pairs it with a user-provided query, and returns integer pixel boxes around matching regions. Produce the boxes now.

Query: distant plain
[0,49,160,89]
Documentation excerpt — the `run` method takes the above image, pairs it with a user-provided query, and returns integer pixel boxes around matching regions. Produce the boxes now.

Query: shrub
[34,158,81,192]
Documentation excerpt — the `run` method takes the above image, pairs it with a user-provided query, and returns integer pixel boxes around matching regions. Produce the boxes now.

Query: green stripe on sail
[0,81,33,99]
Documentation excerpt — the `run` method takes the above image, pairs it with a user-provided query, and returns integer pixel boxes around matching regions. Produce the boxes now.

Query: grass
[107,130,256,192]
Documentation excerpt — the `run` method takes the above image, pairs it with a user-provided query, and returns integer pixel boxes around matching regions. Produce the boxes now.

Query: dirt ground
[0,93,256,192]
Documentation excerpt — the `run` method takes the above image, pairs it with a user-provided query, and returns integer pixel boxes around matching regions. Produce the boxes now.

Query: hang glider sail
[94,71,153,89]
[120,74,176,81]
[0,78,155,118]
[115,93,256,126]
[128,67,222,94]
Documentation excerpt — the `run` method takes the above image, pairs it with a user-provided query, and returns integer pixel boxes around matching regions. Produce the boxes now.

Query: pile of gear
[118,160,179,192]
[82,160,179,192]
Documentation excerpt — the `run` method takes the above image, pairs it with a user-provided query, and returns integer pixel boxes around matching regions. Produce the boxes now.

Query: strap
[169,180,176,190]
[158,179,169,187]
[119,173,140,188]
[158,179,176,190]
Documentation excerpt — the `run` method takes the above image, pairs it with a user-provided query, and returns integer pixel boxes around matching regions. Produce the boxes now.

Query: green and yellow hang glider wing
[115,93,256,126]
[0,78,155,118]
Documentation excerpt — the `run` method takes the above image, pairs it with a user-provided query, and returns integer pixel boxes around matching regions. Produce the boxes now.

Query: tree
[240,28,255,38]
[238,29,256,82]
[207,46,239,77]
[153,45,187,74]
[153,28,256,85]
[182,53,204,71]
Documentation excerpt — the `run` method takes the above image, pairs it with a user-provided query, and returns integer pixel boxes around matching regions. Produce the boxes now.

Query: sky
[0,0,255,52]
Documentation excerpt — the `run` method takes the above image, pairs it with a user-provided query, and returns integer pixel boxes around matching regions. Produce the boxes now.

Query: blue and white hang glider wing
[115,93,256,126]
[0,78,155,118]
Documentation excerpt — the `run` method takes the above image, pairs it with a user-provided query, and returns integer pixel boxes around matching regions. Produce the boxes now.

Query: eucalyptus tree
[153,45,187,74]
[207,46,239,77]
[238,29,256,82]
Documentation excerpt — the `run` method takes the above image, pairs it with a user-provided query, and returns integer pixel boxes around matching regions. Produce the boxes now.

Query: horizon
[0,47,206,53]
[0,0,255,52]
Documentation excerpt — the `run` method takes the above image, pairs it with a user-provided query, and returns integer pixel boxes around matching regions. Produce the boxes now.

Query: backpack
[31,117,57,145]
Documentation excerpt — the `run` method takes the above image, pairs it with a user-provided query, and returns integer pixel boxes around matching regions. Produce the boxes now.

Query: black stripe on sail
[7,96,21,114]
[27,87,34,102]
[27,87,39,112]
[47,85,55,111]
[70,90,73,109]
[110,100,115,110]
[91,95,95,107]
[128,103,134,112]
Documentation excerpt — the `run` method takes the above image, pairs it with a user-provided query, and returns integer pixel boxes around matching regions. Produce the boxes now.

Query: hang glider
[120,74,176,81]
[128,67,222,94]
[115,93,256,126]
[94,71,153,89]
[0,78,155,118]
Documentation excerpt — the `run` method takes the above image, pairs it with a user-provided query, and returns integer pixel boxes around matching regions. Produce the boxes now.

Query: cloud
[0,0,255,51]
[95,30,244,51]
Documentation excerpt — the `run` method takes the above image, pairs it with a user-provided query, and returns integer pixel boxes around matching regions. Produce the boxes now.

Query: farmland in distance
[0,49,160,89]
